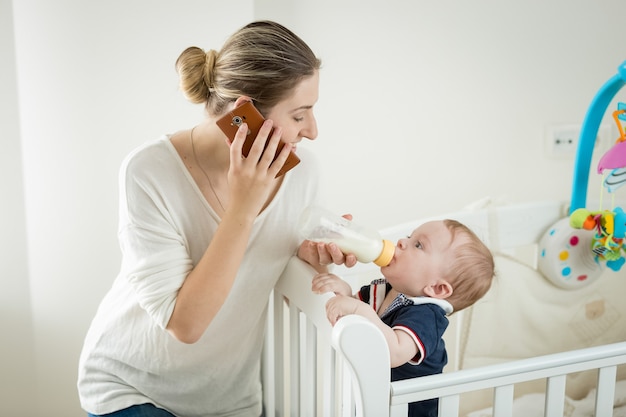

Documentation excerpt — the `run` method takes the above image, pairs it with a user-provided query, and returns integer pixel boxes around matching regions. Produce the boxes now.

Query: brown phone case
[216,101,301,177]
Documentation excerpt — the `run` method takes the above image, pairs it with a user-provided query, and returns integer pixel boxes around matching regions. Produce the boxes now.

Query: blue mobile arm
[570,61,626,213]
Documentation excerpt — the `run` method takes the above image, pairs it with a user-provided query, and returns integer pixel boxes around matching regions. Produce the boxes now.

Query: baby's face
[381,221,456,296]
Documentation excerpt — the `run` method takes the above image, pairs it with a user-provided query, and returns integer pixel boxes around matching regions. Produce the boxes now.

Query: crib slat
[303,317,316,417]
[544,375,566,416]
[340,361,355,417]
[492,385,514,417]
[263,292,276,417]
[595,366,617,416]
[273,292,285,416]
[389,403,407,417]
[438,394,460,417]
[318,338,333,417]
[289,305,300,416]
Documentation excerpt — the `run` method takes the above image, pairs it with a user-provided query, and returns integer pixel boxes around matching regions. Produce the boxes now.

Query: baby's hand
[325,295,363,326]
[311,273,352,296]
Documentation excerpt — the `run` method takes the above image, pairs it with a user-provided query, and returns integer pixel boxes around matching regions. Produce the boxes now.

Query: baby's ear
[423,281,453,299]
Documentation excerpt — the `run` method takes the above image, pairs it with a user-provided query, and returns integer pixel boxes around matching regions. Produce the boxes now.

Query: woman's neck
[191,121,231,171]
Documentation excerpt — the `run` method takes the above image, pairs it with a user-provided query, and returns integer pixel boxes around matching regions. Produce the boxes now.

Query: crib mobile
[538,61,626,289]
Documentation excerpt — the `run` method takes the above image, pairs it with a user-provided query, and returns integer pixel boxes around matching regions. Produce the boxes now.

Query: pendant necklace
[190,127,226,212]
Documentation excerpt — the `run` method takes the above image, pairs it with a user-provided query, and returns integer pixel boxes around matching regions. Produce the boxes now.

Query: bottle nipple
[373,239,395,267]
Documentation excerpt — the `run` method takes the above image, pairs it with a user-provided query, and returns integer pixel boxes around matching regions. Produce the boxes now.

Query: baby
[312,219,495,417]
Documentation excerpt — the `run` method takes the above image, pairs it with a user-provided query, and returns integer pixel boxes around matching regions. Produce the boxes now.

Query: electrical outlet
[545,124,612,159]
[545,125,579,158]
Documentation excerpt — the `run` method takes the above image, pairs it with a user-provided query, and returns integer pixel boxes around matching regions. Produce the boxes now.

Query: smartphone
[216,101,300,177]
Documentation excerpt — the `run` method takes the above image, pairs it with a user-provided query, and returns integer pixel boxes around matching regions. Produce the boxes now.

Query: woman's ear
[423,280,453,299]
[233,96,253,109]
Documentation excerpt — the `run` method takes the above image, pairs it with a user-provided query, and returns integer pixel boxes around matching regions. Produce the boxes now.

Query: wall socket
[545,124,614,159]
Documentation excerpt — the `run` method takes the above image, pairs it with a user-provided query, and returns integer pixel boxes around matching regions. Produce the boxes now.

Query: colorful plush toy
[570,207,626,271]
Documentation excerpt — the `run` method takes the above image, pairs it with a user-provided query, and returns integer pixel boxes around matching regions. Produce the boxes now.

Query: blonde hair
[442,219,495,312]
[175,20,321,116]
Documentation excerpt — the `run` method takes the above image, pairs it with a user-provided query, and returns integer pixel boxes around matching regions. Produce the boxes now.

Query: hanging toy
[538,61,626,289]
[597,105,626,192]
[538,217,605,289]
[570,207,626,271]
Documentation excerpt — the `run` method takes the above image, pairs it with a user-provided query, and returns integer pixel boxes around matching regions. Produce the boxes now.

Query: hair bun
[175,46,212,104]
[204,49,218,90]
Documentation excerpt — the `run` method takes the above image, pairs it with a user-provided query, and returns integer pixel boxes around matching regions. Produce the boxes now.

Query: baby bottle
[298,206,395,266]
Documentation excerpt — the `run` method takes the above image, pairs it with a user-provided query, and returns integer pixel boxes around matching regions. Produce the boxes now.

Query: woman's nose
[301,115,318,140]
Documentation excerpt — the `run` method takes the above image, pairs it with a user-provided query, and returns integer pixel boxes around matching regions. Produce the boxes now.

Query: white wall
[4,0,626,415]
[289,0,626,226]
[1,0,36,414]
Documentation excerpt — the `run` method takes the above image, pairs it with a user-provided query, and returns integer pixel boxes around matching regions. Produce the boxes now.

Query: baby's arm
[325,296,419,368]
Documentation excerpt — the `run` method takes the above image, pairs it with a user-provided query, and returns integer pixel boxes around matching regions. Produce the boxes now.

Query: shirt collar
[381,292,454,318]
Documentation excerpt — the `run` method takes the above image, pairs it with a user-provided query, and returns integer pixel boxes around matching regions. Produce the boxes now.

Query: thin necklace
[190,127,226,212]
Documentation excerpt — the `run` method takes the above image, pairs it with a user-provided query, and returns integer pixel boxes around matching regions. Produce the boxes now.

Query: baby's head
[441,219,494,312]
[381,219,494,313]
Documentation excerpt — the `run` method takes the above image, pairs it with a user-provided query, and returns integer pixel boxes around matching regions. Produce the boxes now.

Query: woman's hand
[296,213,358,272]
[297,240,358,273]
[311,272,353,296]
[227,120,293,218]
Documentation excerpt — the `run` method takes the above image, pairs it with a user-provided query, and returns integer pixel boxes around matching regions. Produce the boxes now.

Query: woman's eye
[294,116,304,122]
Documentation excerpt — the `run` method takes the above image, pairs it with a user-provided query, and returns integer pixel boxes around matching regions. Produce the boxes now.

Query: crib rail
[333,313,626,416]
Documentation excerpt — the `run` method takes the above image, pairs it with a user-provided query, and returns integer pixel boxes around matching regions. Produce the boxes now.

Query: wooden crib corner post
[331,314,392,417]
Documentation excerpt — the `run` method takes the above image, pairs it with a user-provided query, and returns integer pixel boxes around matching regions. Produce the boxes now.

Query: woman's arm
[167,121,294,343]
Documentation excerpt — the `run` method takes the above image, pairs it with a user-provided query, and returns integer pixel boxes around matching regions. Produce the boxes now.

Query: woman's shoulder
[123,136,171,159]
[122,136,173,169]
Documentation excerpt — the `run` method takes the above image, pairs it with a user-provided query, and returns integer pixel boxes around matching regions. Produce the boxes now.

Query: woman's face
[265,70,319,152]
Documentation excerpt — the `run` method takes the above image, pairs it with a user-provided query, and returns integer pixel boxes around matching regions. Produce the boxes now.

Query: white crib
[262,200,626,417]
[262,60,626,417]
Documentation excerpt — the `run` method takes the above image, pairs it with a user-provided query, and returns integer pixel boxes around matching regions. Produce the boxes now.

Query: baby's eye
[415,241,423,249]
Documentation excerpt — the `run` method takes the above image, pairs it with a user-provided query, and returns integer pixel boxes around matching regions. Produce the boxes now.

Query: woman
[78,20,355,417]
